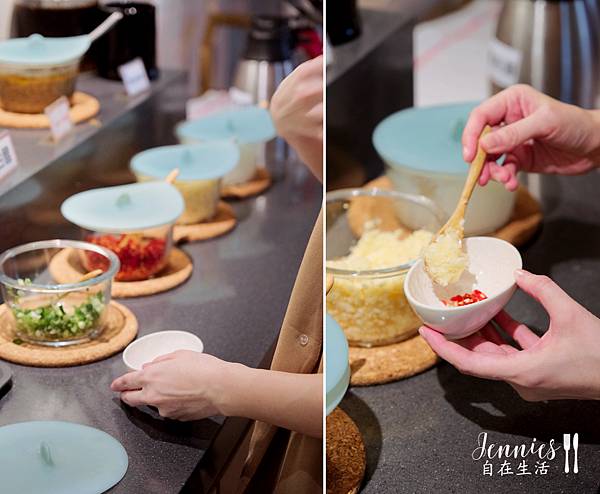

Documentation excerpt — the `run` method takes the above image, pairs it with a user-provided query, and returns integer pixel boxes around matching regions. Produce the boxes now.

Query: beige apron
[213,210,323,494]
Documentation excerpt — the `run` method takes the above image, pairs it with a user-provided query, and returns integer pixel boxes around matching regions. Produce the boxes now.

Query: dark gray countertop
[340,172,600,493]
[0,74,321,493]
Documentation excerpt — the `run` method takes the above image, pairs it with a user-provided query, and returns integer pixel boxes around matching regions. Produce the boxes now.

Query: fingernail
[514,269,525,278]
[462,145,469,159]
[481,134,497,151]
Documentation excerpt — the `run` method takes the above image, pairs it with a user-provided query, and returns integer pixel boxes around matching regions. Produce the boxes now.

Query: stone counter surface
[0,74,322,493]
[340,172,600,493]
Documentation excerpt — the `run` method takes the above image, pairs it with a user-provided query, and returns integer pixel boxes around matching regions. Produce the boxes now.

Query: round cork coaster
[349,334,438,386]
[326,407,366,494]
[174,201,236,243]
[48,248,193,299]
[362,176,542,246]
[0,92,100,129]
[221,168,272,199]
[0,301,137,367]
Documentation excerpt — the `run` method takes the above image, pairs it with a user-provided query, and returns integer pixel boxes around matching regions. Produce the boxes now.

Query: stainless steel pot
[490,0,600,108]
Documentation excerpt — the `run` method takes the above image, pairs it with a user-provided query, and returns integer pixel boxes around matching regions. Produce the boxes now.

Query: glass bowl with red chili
[80,225,173,282]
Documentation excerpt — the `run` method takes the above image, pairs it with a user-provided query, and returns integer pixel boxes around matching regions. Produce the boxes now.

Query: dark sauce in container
[95,1,158,81]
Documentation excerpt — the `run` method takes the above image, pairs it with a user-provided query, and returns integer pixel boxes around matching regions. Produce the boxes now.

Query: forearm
[218,364,323,438]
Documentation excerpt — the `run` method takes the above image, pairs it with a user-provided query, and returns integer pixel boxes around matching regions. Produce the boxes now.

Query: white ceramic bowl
[404,237,522,340]
[123,331,204,371]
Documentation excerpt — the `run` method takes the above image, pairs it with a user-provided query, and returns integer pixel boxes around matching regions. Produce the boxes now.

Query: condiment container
[175,106,276,186]
[0,13,121,113]
[372,102,516,235]
[326,188,443,347]
[61,182,184,282]
[0,239,119,346]
[130,142,239,224]
[325,314,349,415]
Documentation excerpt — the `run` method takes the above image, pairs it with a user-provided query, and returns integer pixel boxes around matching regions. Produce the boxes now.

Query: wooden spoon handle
[79,269,104,282]
[165,168,180,184]
[441,125,492,233]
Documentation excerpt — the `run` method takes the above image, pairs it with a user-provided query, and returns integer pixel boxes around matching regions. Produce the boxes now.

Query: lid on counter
[176,106,276,145]
[372,102,479,176]
[325,313,350,416]
[0,33,90,66]
[0,421,128,494]
[61,182,184,233]
[131,142,240,181]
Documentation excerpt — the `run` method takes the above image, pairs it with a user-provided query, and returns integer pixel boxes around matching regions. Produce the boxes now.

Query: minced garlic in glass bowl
[326,188,443,347]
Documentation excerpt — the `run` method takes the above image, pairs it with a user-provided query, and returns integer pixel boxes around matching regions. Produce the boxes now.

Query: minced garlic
[422,228,468,287]
[326,228,432,346]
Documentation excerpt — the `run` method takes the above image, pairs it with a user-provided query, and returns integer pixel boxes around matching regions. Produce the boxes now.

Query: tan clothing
[216,210,323,494]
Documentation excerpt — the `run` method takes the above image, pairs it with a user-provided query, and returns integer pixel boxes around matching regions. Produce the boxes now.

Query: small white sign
[118,57,151,97]
[0,131,18,181]
[488,38,523,88]
[44,96,73,142]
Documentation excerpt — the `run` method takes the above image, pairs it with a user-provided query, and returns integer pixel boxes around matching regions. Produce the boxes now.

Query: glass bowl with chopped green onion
[0,239,120,347]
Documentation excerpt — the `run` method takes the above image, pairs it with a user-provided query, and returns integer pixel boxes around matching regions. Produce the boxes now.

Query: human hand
[462,84,600,191]
[270,55,323,180]
[419,269,600,401]
[111,350,236,421]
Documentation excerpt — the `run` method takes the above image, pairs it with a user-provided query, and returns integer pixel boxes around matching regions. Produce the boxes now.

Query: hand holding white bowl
[419,270,600,401]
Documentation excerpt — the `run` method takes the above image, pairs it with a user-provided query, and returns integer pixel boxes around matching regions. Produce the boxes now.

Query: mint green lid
[326,313,350,415]
[130,142,239,181]
[373,102,479,175]
[61,182,184,233]
[0,34,89,66]
[176,106,276,144]
[0,421,127,494]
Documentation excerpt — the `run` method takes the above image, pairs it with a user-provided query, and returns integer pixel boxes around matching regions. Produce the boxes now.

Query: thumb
[514,269,574,322]
[481,112,546,154]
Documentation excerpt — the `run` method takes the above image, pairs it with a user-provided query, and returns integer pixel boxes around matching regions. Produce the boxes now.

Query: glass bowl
[0,239,119,347]
[0,60,79,114]
[80,225,173,282]
[326,188,444,347]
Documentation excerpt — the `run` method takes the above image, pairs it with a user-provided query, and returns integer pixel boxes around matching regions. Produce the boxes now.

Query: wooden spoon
[56,269,104,302]
[436,125,492,239]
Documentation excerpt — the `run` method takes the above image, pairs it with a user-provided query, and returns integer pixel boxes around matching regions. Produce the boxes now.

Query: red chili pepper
[85,234,167,281]
[443,289,487,307]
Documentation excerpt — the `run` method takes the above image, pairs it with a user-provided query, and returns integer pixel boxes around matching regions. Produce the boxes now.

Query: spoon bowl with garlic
[404,236,522,340]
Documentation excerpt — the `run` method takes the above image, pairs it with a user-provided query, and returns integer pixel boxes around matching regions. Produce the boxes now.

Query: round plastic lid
[0,34,89,66]
[0,421,128,494]
[61,182,184,233]
[176,106,276,145]
[326,313,350,416]
[372,102,479,175]
[131,142,240,181]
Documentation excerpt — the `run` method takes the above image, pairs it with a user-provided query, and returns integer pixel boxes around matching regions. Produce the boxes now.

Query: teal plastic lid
[0,34,89,66]
[130,142,239,181]
[373,102,479,175]
[326,313,350,416]
[0,421,127,494]
[176,106,276,144]
[61,182,184,233]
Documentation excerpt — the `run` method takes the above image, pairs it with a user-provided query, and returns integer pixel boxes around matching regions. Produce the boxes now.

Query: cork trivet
[0,301,137,367]
[361,176,542,246]
[221,168,272,199]
[174,201,236,243]
[326,407,366,494]
[349,334,438,386]
[49,248,193,298]
[0,92,100,129]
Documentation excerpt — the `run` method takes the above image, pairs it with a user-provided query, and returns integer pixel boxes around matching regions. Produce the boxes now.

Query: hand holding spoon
[423,125,492,286]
